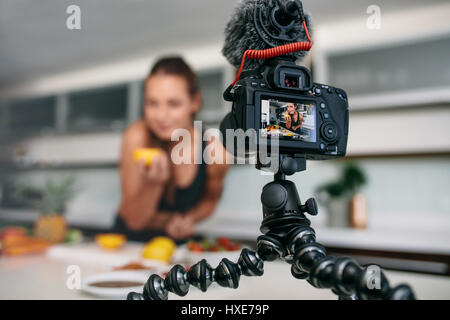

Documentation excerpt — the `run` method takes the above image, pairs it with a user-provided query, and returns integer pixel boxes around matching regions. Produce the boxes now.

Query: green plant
[38,176,76,215]
[317,181,347,198]
[342,162,367,194]
[317,162,367,198]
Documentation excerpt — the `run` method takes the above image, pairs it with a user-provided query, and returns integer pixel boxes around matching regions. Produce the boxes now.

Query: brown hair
[147,56,200,97]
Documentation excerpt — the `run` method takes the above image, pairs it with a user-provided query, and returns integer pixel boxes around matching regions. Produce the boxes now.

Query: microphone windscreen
[222,0,312,70]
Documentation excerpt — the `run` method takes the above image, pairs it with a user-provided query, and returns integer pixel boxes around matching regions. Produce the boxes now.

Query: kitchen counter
[196,217,450,255]
[3,209,450,255]
[1,243,450,300]
[196,218,450,275]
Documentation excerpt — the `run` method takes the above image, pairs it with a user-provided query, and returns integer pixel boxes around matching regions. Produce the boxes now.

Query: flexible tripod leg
[127,248,265,300]
[256,224,416,299]
[256,176,416,300]
[128,231,414,300]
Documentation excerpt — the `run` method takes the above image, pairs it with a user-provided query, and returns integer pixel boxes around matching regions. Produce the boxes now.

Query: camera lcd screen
[260,99,316,143]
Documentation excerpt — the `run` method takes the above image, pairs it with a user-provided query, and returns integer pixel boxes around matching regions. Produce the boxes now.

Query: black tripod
[127,154,415,300]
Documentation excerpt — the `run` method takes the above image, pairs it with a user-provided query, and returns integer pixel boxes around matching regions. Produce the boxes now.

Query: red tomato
[0,227,27,240]
[217,237,231,247]
[228,243,241,251]
[189,242,204,252]
[191,247,204,253]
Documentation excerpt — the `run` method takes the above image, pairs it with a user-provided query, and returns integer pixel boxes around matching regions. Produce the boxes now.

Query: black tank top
[290,112,301,126]
[112,140,207,242]
[289,112,301,133]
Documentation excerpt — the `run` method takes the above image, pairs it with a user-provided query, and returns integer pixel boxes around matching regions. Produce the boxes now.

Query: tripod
[127,154,415,300]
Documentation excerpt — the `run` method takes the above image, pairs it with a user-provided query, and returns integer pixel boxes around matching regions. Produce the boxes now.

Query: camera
[220,58,349,160]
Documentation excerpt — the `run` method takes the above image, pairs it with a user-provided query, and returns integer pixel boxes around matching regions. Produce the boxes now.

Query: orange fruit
[133,148,163,166]
[95,233,126,250]
[142,237,176,262]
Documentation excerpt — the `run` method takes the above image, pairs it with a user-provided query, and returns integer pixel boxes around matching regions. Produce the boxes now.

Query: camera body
[222,59,349,160]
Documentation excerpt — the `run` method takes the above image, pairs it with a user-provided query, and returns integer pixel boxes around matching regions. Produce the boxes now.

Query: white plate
[81,270,151,299]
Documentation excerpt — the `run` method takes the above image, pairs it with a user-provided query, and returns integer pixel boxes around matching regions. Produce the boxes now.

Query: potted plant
[34,176,76,243]
[317,162,368,228]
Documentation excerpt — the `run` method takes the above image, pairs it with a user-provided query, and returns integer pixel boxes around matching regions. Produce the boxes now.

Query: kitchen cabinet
[327,37,450,98]
[311,10,450,156]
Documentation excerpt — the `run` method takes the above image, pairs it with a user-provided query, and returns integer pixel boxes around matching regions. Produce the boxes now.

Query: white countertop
[1,242,450,300]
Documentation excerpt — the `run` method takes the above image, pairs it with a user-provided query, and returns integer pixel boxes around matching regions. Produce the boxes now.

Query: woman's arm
[145,211,173,229]
[184,138,230,223]
[185,162,229,223]
[118,122,170,230]
[165,162,229,239]
[165,140,230,239]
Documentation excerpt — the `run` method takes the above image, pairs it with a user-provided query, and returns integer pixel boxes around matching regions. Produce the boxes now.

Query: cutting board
[47,241,186,269]
[47,241,158,268]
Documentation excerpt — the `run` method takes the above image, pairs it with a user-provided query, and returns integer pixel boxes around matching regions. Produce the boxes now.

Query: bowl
[82,271,148,299]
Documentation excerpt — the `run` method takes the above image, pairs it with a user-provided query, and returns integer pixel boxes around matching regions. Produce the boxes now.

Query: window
[197,69,225,124]
[67,85,127,131]
[8,96,56,137]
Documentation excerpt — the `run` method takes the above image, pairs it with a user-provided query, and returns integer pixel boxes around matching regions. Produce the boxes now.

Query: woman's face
[286,103,296,114]
[143,74,200,141]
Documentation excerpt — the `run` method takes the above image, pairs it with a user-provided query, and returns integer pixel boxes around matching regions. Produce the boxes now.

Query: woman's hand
[138,152,170,184]
[285,113,292,129]
[165,214,195,240]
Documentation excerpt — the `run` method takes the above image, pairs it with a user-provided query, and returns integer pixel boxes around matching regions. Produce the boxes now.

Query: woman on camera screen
[113,56,229,241]
[284,102,303,134]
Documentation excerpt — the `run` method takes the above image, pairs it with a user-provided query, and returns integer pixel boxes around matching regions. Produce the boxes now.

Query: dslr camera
[221,58,349,160]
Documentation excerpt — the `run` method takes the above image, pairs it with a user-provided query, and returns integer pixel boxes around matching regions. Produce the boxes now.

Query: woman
[113,56,229,241]
[284,102,303,134]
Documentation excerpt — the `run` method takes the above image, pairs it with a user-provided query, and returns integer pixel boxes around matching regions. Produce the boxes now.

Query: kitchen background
[1,0,450,278]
